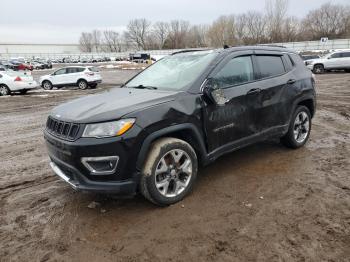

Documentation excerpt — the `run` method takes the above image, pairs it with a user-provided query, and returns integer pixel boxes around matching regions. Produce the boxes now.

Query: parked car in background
[30,61,45,70]
[44,47,316,206]
[306,50,350,73]
[39,66,102,90]
[301,54,321,61]
[0,71,38,95]
[10,60,33,71]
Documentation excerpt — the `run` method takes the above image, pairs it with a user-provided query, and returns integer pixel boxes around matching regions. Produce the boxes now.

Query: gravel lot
[0,70,349,262]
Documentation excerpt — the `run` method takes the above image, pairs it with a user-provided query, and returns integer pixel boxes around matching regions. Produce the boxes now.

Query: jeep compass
[44,46,316,206]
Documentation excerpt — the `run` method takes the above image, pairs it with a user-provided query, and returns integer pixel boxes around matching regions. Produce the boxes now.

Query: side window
[341,52,350,58]
[54,68,66,75]
[330,53,341,59]
[256,55,285,79]
[212,56,254,88]
[78,68,85,72]
[283,54,294,71]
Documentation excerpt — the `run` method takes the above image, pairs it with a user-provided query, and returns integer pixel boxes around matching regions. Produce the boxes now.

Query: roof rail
[171,49,210,55]
[257,44,287,48]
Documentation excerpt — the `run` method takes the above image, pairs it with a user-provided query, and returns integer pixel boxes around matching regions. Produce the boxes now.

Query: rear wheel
[89,83,97,89]
[281,106,311,149]
[78,80,88,90]
[345,69,350,73]
[42,81,53,90]
[20,89,28,95]
[313,64,324,74]
[140,138,198,206]
[0,85,10,96]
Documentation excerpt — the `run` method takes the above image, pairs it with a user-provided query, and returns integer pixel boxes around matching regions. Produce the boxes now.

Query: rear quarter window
[289,54,305,66]
[88,67,99,72]
[256,55,285,79]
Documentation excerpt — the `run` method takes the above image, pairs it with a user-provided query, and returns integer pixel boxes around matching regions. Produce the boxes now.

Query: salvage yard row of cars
[0,66,102,96]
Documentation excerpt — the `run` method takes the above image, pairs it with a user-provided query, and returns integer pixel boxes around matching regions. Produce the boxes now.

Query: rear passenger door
[245,52,293,134]
[340,52,350,68]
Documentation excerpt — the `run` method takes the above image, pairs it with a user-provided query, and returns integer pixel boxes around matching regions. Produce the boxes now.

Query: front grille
[46,116,80,140]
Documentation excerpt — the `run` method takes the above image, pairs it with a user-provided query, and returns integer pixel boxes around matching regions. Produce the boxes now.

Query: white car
[39,66,102,90]
[0,71,38,96]
[306,50,350,74]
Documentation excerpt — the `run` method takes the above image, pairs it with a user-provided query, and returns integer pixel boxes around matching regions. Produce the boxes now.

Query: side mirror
[203,78,228,105]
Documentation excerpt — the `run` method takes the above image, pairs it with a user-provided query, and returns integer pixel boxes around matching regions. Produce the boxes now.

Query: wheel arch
[77,78,88,84]
[136,124,208,171]
[297,99,315,118]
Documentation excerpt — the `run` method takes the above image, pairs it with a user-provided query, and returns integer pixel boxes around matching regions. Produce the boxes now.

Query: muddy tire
[313,64,324,74]
[0,85,11,96]
[140,137,198,206]
[42,81,53,90]
[281,106,311,149]
[78,80,88,90]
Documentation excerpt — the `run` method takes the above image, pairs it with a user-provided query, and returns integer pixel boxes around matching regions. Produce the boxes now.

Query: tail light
[85,72,94,76]
[14,76,22,81]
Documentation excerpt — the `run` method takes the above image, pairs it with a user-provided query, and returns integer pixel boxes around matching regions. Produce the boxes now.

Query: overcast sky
[0,0,348,44]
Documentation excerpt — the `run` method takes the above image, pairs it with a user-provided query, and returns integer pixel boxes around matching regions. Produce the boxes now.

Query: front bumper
[49,154,138,194]
[44,125,145,195]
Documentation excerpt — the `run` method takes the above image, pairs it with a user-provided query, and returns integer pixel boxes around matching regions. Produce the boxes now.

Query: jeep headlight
[82,119,135,138]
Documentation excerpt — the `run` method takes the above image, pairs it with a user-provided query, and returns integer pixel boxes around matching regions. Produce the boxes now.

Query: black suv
[44,46,316,206]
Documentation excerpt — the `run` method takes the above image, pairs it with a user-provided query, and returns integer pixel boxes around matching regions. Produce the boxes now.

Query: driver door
[51,68,67,85]
[203,52,256,152]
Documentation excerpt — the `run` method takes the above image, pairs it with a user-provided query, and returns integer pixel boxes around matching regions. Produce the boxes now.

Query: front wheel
[140,138,198,206]
[281,106,311,149]
[313,64,324,74]
[89,83,97,89]
[42,81,53,90]
[78,80,88,90]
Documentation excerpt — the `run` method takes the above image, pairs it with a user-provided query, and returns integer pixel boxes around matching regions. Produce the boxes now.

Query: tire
[345,69,350,73]
[78,80,88,90]
[89,83,97,89]
[313,64,324,74]
[140,137,198,206]
[42,81,53,90]
[20,89,28,95]
[0,85,10,96]
[281,106,311,149]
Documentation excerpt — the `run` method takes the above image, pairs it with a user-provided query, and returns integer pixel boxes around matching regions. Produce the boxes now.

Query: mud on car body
[44,46,316,206]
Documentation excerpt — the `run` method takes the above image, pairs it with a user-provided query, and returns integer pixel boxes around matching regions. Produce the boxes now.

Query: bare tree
[236,12,268,45]
[207,15,235,47]
[103,30,123,52]
[265,0,289,42]
[79,32,94,52]
[302,3,350,40]
[153,22,169,49]
[187,25,209,48]
[125,18,152,50]
[166,20,190,49]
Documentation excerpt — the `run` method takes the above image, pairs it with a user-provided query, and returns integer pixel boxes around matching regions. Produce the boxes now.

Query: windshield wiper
[129,85,158,90]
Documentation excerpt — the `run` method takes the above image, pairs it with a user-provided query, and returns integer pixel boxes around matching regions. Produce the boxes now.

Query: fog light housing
[81,156,119,175]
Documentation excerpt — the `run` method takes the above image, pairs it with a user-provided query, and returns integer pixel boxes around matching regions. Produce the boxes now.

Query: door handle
[287,79,296,84]
[247,88,261,95]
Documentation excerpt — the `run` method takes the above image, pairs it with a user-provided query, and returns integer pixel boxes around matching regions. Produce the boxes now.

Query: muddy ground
[0,70,349,262]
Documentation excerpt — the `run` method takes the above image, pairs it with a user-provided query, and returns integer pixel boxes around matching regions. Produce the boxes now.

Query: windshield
[125,50,217,90]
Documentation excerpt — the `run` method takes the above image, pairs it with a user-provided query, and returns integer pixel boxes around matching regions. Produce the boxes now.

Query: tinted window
[340,52,350,58]
[67,68,76,74]
[290,54,305,66]
[54,68,66,75]
[330,53,341,58]
[256,55,285,79]
[88,67,99,72]
[283,54,294,71]
[213,56,254,88]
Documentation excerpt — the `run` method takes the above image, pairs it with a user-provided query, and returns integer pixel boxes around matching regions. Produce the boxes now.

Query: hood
[50,87,178,123]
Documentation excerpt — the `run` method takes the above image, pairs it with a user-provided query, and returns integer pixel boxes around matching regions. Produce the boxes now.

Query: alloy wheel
[293,111,310,143]
[154,149,192,198]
